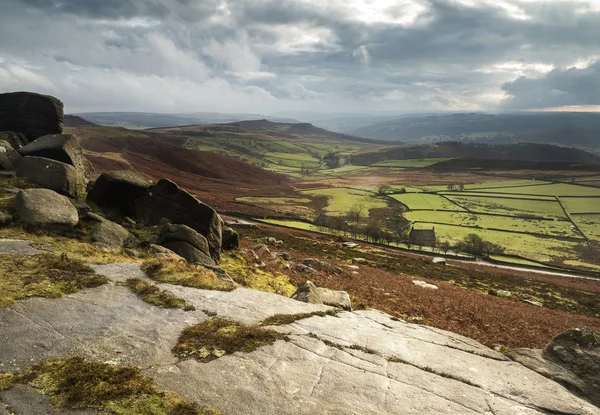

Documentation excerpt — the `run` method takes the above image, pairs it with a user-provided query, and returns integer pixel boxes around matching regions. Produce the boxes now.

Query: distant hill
[74,112,300,129]
[426,157,600,172]
[343,112,600,150]
[351,142,600,166]
[64,124,291,211]
[147,119,378,144]
[64,114,96,127]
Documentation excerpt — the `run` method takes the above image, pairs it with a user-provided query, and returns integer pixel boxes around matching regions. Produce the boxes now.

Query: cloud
[353,46,371,65]
[1,0,600,113]
[501,59,600,109]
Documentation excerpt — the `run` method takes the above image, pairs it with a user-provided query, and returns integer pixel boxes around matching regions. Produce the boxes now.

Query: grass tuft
[1,358,220,414]
[219,251,296,296]
[0,253,107,307]
[142,257,234,292]
[260,309,339,326]
[173,318,287,362]
[126,278,194,311]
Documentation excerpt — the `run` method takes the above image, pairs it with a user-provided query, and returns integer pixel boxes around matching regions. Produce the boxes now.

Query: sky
[1,0,599,114]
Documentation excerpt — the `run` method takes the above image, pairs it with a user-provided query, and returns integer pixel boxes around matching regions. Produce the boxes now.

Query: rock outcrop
[136,179,222,261]
[292,281,352,311]
[15,188,78,228]
[18,134,93,178]
[0,141,22,171]
[158,223,214,266]
[91,219,138,250]
[507,328,600,407]
[86,170,155,217]
[16,156,86,198]
[0,92,63,142]
[0,132,28,150]
[221,226,239,250]
[0,269,596,415]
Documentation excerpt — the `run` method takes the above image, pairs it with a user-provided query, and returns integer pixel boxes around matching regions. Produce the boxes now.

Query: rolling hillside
[351,142,600,166]
[65,124,292,212]
[346,112,600,150]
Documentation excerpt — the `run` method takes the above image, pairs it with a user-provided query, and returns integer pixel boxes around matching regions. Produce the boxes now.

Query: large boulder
[291,281,352,310]
[18,134,93,178]
[16,156,86,198]
[158,223,210,256]
[91,219,138,250]
[0,92,63,142]
[161,241,215,267]
[87,170,155,217]
[0,141,22,171]
[136,179,222,261]
[507,328,600,407]
[0,132,28,150]
[15,189,78,228]
[221,226,239,250]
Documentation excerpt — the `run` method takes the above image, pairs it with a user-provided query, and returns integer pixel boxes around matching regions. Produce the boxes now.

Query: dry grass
[0,357,220,414]
[126,278,194,311]
[0,253,107,308]
[173,318,287,362]
[261,310,339,326]
[236,228,600,349]
[141,257,234,291]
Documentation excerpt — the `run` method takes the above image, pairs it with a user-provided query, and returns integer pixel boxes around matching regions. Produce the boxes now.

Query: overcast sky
[1,0,599,114]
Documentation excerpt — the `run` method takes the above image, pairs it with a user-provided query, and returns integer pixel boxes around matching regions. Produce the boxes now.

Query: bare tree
[347,202,365,223]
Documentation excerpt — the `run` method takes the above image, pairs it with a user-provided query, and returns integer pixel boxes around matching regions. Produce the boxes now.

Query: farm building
[409,227,436,247]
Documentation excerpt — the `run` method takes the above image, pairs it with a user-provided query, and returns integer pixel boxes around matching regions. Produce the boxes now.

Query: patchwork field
[390,193,464,211]
[299,187,391,217]
[404,211,579,238]
[444,194,567,219]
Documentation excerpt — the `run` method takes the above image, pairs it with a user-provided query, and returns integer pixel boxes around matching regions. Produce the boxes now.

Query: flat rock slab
[0,261,596,415]
[0,384,97,415]
[89,261,152,283]
[0,239,45,255]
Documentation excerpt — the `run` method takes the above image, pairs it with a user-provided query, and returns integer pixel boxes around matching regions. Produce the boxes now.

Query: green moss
[0,373,15,391]
[219,252,296,296]
[2,358,220,414]
[126,278,194,311]
[173,318,287,362]
[0,253,107,307]
[261,310,339,326]
[142,258,234,292]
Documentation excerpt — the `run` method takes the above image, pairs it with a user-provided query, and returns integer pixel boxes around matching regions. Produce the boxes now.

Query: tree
[447,184,456,191]
[347,202,365,223]
[377,185,392,195]
[455,233,505,258]
[458,182,465,191]
[439,241,451,254]
[390,215,411,242]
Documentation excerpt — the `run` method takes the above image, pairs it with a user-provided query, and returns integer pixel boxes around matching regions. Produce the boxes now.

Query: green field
[559,197,600,214]
[300,187,390,217]
[427,223,580,263]
[570,214,600,241]
[370,158,451,168]
[404,211,579,238]
[465,180,549,190]
[485,183,600,197]
[264,152,321,168]
[390,193,464,211]
[444,194,567,219]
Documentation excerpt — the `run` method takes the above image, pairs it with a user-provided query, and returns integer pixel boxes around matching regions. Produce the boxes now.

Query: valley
[67,118,600,275]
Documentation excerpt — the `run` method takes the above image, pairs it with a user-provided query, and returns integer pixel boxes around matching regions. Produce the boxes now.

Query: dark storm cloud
[501,60,600,109]
[2,0,600,112]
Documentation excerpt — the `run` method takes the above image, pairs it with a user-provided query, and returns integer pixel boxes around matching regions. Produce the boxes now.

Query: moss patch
[141,258,234,292]
[219,251,296,296]
[0,253,107,308]
[0,358,220,414]
[261,310,339,326]
[0,373,15,391]
[173,318,287,362]
[126,278,194,311]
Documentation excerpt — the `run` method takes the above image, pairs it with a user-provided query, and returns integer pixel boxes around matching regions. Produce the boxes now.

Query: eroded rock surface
[15,188,78,228]
[86,170,155,217]
[0,257,597,415]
